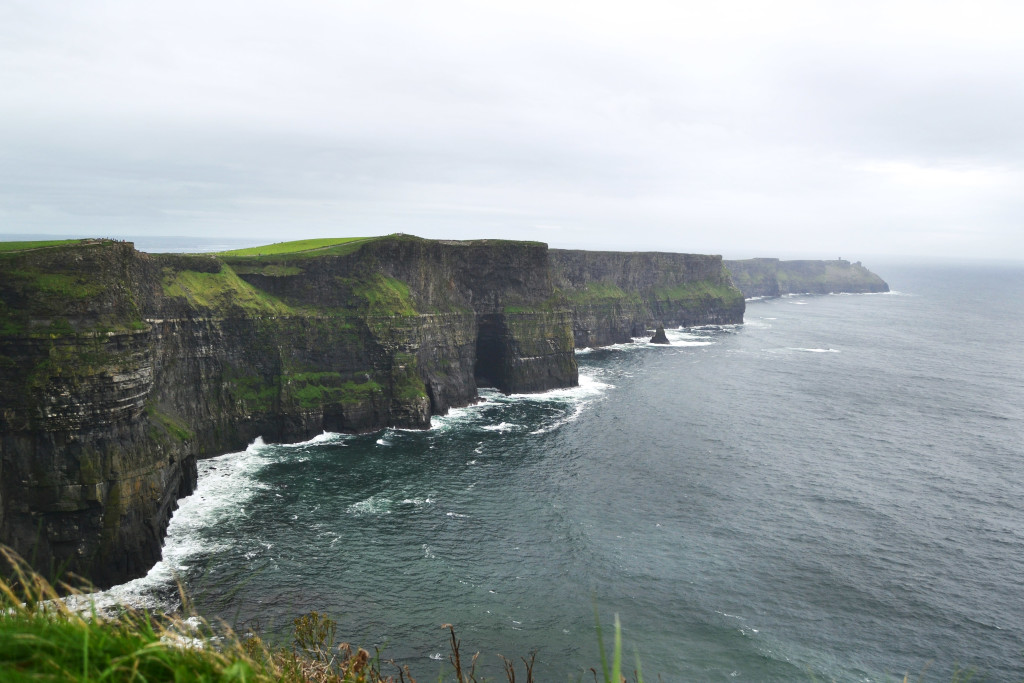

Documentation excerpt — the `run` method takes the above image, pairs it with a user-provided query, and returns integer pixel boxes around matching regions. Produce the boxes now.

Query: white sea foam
[246,436,268,453]
[282,431,348,448]
[432,366,612,436]
[575,346,593,355]
[481,422,522,433]
[662,329,715,347]
[347,493,392,516]
[85,437,274,610]
[430,401,489,431]
[400,497,434,507]
[790,347,840,353]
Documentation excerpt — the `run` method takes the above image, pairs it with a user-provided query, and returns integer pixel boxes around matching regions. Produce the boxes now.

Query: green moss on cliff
[557,282,642,305]
[389,354,428,402]
[161,266,294,316]
[224,371,279,413]
[283,371,384,409]
[146,405,195,442]
[349,274,418,317]
[653,280,744,305]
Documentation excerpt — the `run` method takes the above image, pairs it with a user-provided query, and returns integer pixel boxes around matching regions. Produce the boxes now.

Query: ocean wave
[399,496,435,507]
[286,431,349,448]
[789,347,840,353]
[347,493,392,516]
[85,439,273,610]
[480,422,523,433]
[430,401,489,431]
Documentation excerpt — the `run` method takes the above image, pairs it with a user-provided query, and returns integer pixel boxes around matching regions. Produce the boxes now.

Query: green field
[216,237,374,257]
[0,239,87,253]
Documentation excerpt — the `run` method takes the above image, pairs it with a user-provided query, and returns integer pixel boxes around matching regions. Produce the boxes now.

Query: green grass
[146,406,195,442]
[0,548,405,682]
[653,279,744,304]
[286,373,384,410]
[0,547,566,682]
[348,274,418,317]
[555,282,642,307]
[161,267,295,316]
[0,239,86,253]
[216,238,373,257]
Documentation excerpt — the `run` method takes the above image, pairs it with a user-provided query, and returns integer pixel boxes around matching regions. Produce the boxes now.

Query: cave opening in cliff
[474,314,509,394]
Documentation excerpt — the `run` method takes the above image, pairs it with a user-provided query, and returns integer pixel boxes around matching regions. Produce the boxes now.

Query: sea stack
[650,324,670,344]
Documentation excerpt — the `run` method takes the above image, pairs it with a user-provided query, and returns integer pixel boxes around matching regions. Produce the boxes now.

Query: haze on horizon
[2,1,1022,262]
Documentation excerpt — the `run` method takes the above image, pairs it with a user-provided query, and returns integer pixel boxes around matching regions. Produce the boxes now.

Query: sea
[99,261,1024,681]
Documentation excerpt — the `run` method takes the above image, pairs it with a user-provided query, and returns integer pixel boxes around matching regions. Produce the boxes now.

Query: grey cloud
[1,1,1022,260]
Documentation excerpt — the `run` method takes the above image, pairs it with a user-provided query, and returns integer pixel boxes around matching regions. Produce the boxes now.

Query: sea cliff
[0,235,745,587]
[725,258,889,298]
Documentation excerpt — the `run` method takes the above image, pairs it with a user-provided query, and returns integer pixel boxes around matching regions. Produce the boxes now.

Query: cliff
[0,236,743,588]
[550,249,745,347]
[724,258,889,299]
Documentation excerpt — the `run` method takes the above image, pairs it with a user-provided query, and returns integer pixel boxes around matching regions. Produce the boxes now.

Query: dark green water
[107,264,1024,681]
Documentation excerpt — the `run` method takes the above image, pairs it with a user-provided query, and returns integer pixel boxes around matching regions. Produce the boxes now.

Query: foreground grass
[0,548,648,683]
[0,548,414,682]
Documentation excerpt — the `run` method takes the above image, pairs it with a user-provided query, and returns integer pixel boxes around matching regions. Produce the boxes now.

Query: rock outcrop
[650,325,670,344]
[0,235,744,587]
[725,258,889,299]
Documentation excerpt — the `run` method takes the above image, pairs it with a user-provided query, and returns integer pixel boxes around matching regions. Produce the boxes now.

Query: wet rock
[650,325,670,344]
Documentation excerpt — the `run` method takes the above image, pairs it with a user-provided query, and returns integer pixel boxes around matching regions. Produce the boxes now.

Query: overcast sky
[2,1,1022,260]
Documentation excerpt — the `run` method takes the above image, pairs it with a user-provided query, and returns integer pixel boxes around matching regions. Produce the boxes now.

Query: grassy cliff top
[0,239,100,253]
[217,234,547,259]
[215,237,376,257]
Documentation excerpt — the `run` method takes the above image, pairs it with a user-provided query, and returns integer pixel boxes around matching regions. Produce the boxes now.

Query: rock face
[725,258,889,299]
[650,325,670,344]
[549,249,745,347]
[0,235,744,587]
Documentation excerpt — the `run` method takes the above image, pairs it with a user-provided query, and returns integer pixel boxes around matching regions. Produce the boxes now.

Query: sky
[2,0,1022,260]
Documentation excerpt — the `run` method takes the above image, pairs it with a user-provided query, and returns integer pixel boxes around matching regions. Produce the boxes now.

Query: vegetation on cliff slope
[160,265,296,316]
[0,548,647,683]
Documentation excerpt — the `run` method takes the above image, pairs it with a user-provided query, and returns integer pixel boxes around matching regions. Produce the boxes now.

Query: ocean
[102,262,1024,681]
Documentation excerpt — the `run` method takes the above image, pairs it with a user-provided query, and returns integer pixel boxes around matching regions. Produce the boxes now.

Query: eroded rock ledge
[0,235,746,587]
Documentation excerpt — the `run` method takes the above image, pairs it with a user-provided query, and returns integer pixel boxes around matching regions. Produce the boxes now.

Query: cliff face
[725,258,889,299]
[0,243,197,587]
[550,249,745,347]
[0,236,743,587]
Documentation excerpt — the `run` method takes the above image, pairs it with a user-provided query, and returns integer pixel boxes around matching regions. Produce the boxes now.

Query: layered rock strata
[0,235,744,587]
[549,249,746,347]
